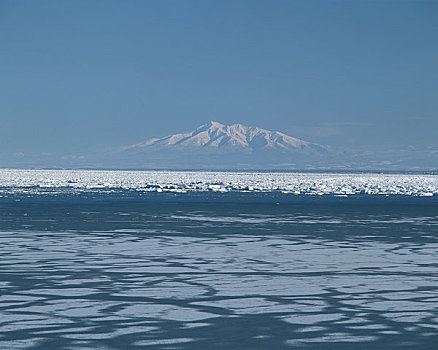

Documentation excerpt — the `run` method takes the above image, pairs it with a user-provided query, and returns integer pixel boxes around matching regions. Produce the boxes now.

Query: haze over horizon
[1,0,437,167]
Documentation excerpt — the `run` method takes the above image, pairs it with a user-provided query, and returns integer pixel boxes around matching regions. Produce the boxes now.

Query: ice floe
[0,169,437,196]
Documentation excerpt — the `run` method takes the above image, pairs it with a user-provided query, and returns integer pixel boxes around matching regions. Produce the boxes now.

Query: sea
[0,170,437,350]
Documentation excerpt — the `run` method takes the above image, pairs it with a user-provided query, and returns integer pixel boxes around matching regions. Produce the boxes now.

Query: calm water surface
[0,192,437,349]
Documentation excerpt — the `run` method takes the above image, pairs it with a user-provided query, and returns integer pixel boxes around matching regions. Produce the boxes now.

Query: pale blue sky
[1,0,437,158]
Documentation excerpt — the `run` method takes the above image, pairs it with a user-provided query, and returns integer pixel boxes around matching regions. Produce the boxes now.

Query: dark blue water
[0,192,437,349]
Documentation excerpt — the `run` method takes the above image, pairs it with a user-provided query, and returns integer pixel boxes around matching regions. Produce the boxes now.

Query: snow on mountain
[123,121,327,154]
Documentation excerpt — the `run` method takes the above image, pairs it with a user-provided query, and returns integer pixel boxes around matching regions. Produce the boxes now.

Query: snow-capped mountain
[123,121,327,154]
[116,121,338,169]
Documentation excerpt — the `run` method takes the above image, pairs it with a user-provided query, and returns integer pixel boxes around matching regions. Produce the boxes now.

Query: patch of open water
[0,193,437,349]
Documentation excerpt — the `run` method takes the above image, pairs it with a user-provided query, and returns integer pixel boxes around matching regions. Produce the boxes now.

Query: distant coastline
[1,167,437,175]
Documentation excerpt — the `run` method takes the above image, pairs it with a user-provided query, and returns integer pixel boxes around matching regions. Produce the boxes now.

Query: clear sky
[1,0,437,158]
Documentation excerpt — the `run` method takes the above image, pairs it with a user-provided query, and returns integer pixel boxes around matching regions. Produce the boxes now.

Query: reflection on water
[0,194,437,349]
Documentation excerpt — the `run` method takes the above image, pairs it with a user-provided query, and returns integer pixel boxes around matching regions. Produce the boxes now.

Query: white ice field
[0,169,437,196]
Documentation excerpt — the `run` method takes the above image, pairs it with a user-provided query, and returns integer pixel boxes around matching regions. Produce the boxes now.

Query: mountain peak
[209,120,224,127]
[195,120,225,132]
